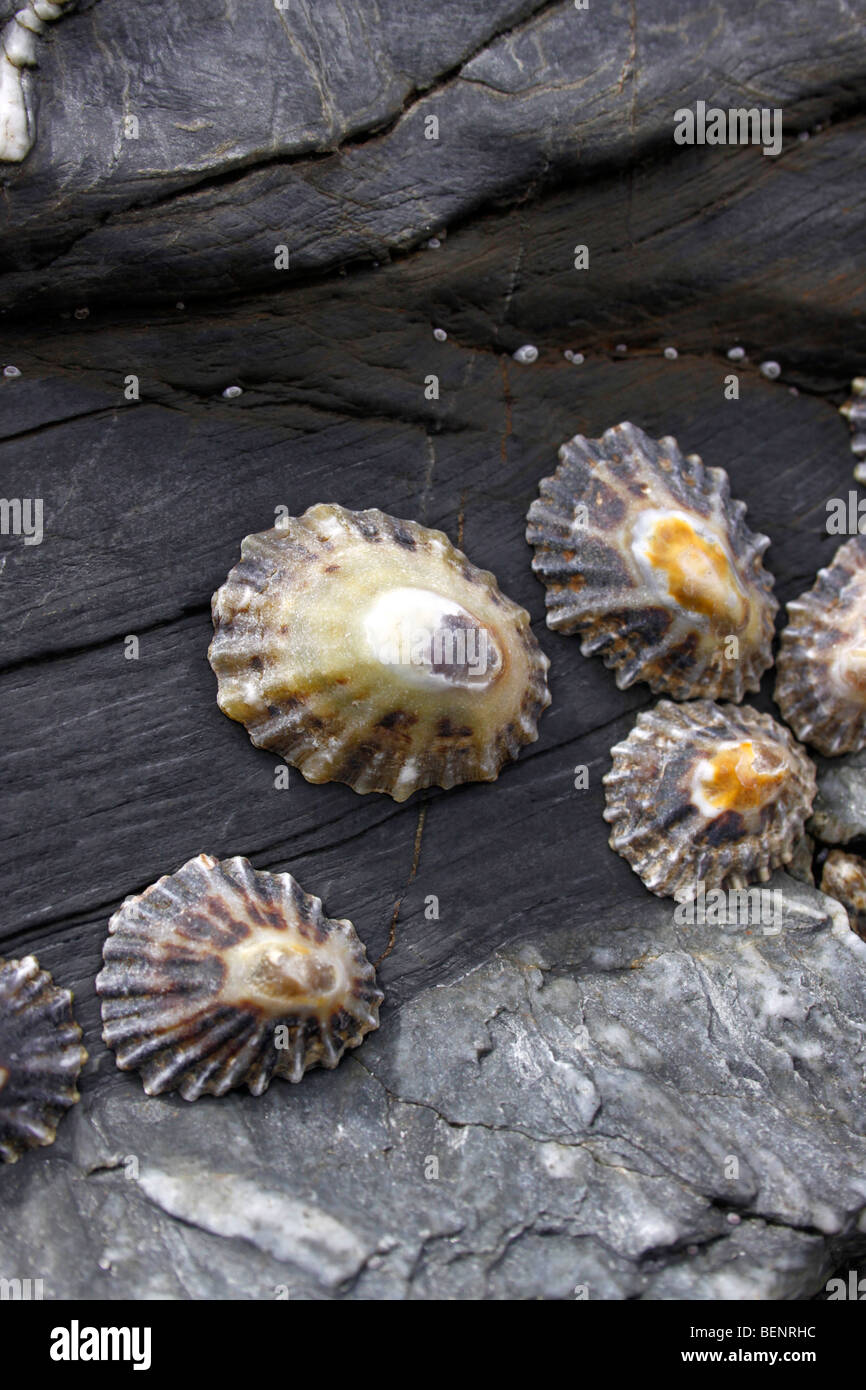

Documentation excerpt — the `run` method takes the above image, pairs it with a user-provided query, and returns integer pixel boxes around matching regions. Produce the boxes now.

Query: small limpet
[209,504,550,801]
[526,422,777,700]
[820,850,866,941]
[0,955,87,1163]
[603,700,816,899]
[775,536,866,756]
[96,854,382,1100]
[840,378,866,467]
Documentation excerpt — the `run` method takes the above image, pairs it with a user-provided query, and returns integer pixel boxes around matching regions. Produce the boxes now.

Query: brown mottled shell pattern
[603,700,816,900]
[209,503,550,801]
[775,536,866,756]
[96,854,383,1100]
[0,956,87,1163]
[526,422,777,700]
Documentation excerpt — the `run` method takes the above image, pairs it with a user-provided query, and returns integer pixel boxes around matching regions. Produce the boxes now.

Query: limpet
[0,955,87,1163]
[820,850,866,941]
[603,700,816,899]
[840,378,866,471]
[526,422,777,700]
[209,504,550,801]
[775,536,866,756]
[96,854,382,1100]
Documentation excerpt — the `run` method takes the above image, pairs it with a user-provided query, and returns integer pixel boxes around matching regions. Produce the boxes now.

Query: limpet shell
[0,956,87,1163]
[775,536,866,756]
[209,504,550,801]
[526,422,777,700]
[820,849,866,941]
[603,700,816,899]
[96,854,383,1100]
[840,378,866,470]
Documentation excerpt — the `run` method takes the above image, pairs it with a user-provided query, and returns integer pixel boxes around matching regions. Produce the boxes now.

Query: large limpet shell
[209,504,550,801]
[96,854,383,1100]
[526,422,777,700]
[0,956,87,1163]
[603,700,816,899]
[775,536,866,756]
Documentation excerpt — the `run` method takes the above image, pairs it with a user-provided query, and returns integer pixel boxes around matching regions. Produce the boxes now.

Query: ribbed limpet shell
[820,850,866,941]
[209,504,550,801]
[96,854,382,1100]
[775,536,866,756]
[840,378,866,473]
[0,956,87,1163]
[603,700,816,899]
[526,422,777,700]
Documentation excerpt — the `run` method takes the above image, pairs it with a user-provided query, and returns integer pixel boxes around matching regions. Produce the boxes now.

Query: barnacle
[603,700,816,899]
[96,853,382,1100]
[526,422,777,699]
[209,504,550,801]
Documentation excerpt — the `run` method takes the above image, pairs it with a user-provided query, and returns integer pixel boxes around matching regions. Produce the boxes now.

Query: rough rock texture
[811,751,866,846]
[1,875,865,1300]
[1,0,865,1300]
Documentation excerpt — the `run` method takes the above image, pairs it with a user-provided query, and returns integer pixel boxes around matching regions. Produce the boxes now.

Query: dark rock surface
[1,0,865,1300]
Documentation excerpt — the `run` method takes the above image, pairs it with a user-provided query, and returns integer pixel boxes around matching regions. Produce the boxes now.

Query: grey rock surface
[1,0,865,1301]
[0,875,864,1299]
[811,751,866,846]
[0,0,864,312]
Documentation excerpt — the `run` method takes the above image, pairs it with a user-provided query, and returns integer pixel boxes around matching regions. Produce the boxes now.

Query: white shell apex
[209,504,550,801]
[526,422,777,700]
[96,854,383,1100]
[603,700,816,899]
[775,536,866,756]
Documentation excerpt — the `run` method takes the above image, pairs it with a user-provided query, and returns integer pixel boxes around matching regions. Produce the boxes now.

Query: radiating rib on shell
[526,422,777,700]
[820,849,866,941]
[840,378,866,474]
[209,504,551,802]
[96,854,383,1100]
[603,700,816,899]
[775,536,866,756]
[0,955,86,1163]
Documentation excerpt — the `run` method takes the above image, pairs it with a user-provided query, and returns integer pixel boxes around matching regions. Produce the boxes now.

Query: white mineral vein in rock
[137,1164,372,1287]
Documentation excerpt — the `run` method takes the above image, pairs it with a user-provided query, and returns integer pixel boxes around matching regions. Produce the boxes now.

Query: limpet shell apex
[96,854,383,1100]
[0,955,87,1163]
[603,700,816,899]
[209,504,550,801]
[526,422,777,700]
[775,536,866,756]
